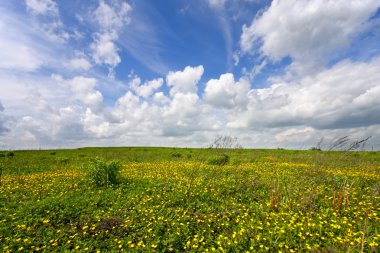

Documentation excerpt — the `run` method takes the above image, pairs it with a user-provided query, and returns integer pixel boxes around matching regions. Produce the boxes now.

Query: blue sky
[1,0,380,150]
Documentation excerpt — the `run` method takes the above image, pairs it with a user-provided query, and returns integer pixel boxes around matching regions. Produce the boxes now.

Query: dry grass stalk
[332,187,349,215]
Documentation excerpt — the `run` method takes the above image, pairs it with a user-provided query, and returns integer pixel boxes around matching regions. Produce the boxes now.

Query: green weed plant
[85,157,121,187]
[206,154,230,165]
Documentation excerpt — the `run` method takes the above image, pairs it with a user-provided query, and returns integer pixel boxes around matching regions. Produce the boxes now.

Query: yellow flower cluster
[0,159,379,252]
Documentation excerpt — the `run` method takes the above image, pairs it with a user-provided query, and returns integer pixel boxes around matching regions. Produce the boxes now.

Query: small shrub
[207,154,230,165]
[6,151,14,157]
[50,152,57,155]
[0,153,5,158]
[85,157,121,187]
[55,157,70,165]
[171,152,182,158]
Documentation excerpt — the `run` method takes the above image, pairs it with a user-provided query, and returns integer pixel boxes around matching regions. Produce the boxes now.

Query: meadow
[0,147,379,252]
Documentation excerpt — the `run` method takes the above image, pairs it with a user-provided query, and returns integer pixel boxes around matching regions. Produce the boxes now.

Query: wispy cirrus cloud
[117,1,173,75]
[0,5,59,72]
[0,1,91,77]
[25,0,71,42]
[25,0,58,16]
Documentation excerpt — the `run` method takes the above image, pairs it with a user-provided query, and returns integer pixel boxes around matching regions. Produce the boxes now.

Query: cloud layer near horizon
[1,0,380,150]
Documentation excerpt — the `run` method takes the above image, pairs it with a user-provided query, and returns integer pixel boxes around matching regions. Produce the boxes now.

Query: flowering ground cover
[0,148,379,252]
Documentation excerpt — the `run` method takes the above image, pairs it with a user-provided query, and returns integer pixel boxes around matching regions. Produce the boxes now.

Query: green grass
[0,147,379,252]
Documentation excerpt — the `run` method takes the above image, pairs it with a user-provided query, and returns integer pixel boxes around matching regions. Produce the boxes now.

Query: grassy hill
[1,147,379,252]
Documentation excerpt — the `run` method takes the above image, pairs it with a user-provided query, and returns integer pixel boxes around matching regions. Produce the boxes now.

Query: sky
[1,0,380,150]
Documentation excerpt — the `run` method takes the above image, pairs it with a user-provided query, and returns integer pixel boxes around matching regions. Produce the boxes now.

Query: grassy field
[0,147,379,252]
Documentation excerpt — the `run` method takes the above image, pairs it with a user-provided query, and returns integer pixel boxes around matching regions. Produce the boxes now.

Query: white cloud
[240,0,380,74]
[0,5,70,74]
[51,75,103,112]
[166,65,204,96]
[0,73,68,119]
[228,57,380,130]
[91,0,132,71]
[1,62,380,149]
[165,93,199,118]
[0,10,48,71]
[67,76,104,112]
[153,92,170,105]
[130,77,163,98]
[159,91,217,137]
[14,106,90,146]
[25,0,58,16]
[95,0,131,31]
[0,40,42,72]
[91,33,121,70]
[233,51,240,66]
[275,127,315,143]
[204,73,249,109]
[0,101,9,135]
[68,76,97,94]
[116,91,140,109]
[0,73,106,147]
[25,0,72,42]
[2,0,380,150]
[82,108,113,138]
[64,57,92,71]
[40,20,70,42]
[206,0,226,8]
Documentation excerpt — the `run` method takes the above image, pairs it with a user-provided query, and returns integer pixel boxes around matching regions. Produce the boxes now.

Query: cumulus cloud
[130,77,163,98]
[67,76,104,112]
[153,92,170,105]
[95,66,216,139]
[91,33,121,69]
[204,73,249,109]
[159,91,217,137]
[110,91,154,131]
[240,0,380,74]
[166,65,204,96]
[82,108,114,138]
[91,0,132,72]
[0,75,104,147]
[14,106,90,146]
[49,75,104,113]
[165,93,200,118]
[52,106,87,139]
[228,57,380,130]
